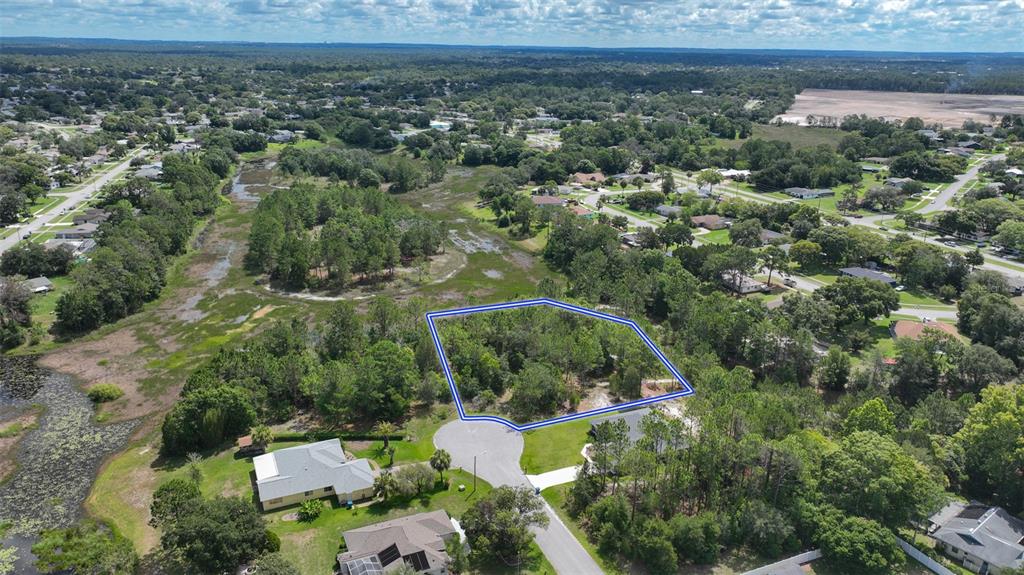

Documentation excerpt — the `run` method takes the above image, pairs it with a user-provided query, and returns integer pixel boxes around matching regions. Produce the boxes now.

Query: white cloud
[0,0,1020,51]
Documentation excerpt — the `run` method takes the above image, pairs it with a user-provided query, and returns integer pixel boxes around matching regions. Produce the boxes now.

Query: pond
[0,356,138,573]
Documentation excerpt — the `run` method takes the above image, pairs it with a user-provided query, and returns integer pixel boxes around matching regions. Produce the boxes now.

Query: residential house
[889,319,959,341]
[609,172,658,182]
[269,129,294,143]
[655,205,683,218]
[44,238,96,257]
[838,266,898,287]
[72,208,109,226]
[957,140,983,150]
[620,232,642,248]
[572,171,605,185]
[927,501,1024,574]
[885,177,916,189]
[1006,167,1023,178]
[570,205,593,218]
[759,229,786,245]
[784,187,834,199]
[429,121,452,131]
[54,223,98,240]
[134,163,163,181]
[22,277,53,294]
[940,147,974,158]
[530,195,566,208]
[691,214,728,230]
[917,129,942,142]
[862,164,884,173]
[695,184,715,198]
[337,510,460,575]
[717,169,750,180]
[722,273,771,294]
[253,439,375,511]
[170,141,201,153]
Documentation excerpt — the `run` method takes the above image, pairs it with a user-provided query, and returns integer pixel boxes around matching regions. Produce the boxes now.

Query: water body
[0,357,138,572]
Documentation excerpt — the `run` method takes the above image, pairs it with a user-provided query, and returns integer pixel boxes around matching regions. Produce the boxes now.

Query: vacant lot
[776,89,1024,127]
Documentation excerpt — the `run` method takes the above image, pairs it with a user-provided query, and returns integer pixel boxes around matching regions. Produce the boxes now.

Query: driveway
[0,147,145,256]
[435,419,603,575]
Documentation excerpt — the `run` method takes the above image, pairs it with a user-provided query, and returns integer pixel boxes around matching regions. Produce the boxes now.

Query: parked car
[944,241,958,247]
[895,285,905,291]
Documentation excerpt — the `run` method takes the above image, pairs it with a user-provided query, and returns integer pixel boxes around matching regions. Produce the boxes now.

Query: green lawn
[716,124,848,150]
[520,417,591,474]
[353,407,455,468]
[898,289,949,307]
[698,228,732,245]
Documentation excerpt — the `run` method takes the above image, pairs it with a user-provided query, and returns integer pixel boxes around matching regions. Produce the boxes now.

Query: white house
[928,501,1024,575]
[253,439,375,511]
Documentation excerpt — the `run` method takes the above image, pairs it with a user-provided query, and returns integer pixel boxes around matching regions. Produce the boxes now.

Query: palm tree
[250,424,273,449]
[374,471,398,502]
[373,421,397,451]
[430,449,451,482]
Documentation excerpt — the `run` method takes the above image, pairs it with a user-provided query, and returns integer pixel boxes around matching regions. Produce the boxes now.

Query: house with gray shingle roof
[337,510,459,575]
[253,439,375,511]
[927,501,1024,574]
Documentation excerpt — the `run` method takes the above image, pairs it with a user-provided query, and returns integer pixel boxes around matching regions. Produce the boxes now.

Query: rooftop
[338,510,457,575]
[253,439,374,502]
[891,320,958,340]
[929,502,1024,570]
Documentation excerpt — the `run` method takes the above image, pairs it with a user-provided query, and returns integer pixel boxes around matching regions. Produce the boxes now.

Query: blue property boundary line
[425,298,696,431]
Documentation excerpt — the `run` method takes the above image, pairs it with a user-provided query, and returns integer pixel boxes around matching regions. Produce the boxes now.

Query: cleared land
[776,89,1024,127]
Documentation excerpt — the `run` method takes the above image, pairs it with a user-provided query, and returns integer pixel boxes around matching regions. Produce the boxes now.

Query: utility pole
[473,456,477,493]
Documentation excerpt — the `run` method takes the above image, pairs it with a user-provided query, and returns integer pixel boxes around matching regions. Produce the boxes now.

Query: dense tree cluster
[565,366,945,574]
[438,305,665,420]
[246,182,445,290]
[162,298,446,456]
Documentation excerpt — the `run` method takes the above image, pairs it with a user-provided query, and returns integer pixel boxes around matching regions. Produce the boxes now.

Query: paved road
[915,154,1005,214]
[0,148,144,256]
[434,420,603,575]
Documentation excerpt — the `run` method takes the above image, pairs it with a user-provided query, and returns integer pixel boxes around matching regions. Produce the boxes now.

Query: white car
[895,285,905,291]
[944,241,958,247]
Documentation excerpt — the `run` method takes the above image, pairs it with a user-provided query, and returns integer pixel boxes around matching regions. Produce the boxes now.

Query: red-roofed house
[531,195,566,207]
[572,171,605,184]
[890,320,958,341]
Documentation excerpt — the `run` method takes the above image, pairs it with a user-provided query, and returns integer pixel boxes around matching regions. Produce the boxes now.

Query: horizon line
[2,35,1023,57]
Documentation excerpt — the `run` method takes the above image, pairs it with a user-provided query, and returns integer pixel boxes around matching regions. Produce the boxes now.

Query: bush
[87,384,124,403]
[297,500,323,522]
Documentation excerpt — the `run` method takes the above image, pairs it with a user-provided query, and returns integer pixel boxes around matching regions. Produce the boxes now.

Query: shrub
[87,384,124,403]
[297,500,323,522]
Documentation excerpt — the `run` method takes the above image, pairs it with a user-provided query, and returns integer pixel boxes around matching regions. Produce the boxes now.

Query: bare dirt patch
[252,304,276,319]
[776,89,1024,127]
[38,329,161,425]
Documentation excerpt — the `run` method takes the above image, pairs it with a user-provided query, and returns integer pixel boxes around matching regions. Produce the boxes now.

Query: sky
[1,0,1023,53]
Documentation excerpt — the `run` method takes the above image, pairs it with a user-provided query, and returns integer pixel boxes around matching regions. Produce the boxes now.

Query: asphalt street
[434,419,603,575]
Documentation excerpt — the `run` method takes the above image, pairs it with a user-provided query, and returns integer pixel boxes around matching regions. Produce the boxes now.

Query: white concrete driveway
[435,419,602,575]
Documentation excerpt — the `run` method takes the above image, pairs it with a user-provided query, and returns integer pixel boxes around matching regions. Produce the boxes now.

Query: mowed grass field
[716,124,847,150]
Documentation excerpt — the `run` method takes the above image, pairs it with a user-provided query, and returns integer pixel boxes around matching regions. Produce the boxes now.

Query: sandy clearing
[776,89,1024,127]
